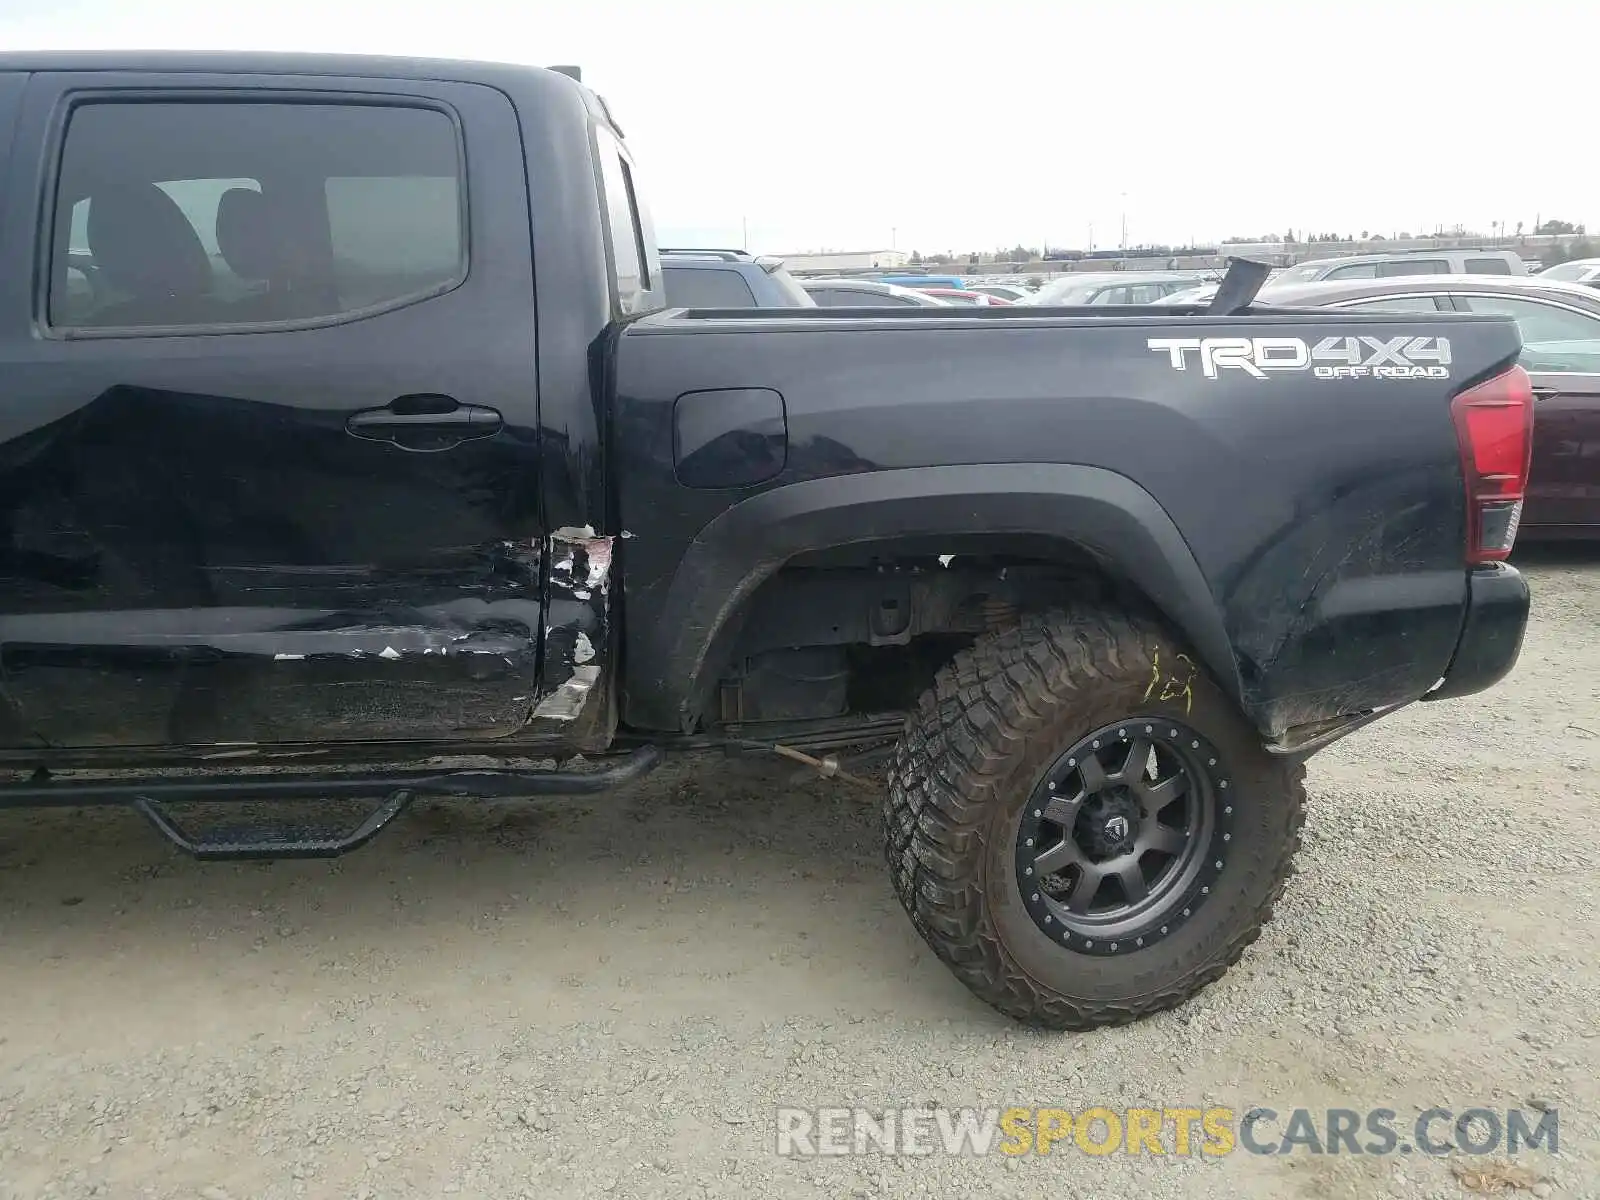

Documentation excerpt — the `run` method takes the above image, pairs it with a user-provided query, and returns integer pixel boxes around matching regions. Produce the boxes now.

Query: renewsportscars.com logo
[1147,335,1452,380]
[772,1105,1559,1159]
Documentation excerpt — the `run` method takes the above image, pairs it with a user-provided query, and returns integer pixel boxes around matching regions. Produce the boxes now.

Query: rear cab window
[595,128,656,314]
[48,99,466,332]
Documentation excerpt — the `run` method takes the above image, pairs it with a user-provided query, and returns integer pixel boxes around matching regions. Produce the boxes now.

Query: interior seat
[81,183,215,327]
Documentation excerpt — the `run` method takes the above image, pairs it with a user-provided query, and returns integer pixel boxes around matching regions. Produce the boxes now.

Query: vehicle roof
[660,256,764,271]
[0,49,550,78]
[801,278,943,302]
[802,278,906,291]
[1290,248,1522,268]
[0,51,621,135]
[1259,274,1600,308]
[1039,272,1135,284]
[1046,271,1202,286]
[916,288,1011,301]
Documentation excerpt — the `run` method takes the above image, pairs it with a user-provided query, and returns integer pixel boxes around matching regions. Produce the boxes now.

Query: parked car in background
[1024,272,1207,305]
[659,248,814,308]
[801,278,949,307]
[964,283,1032,302]
[1259,274,1600,539]
[915,287,1013,306]
[1538,258,1600,287]
[1157,283,1220,306]
[1273,249,1527,283]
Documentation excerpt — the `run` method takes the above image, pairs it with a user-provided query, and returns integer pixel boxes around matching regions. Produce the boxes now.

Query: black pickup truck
[0,53,1533,1029]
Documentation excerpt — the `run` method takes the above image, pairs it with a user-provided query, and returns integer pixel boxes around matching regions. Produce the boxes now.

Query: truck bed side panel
[614,310,1522,737]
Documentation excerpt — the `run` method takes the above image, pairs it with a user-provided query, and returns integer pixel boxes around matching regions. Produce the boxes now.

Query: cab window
[49,99,465,331]
[596,130,653,313]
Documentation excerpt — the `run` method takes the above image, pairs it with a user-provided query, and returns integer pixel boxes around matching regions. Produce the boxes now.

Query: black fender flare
[620,463,1240,733]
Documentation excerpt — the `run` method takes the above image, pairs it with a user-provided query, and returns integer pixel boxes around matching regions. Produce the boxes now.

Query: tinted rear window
[662,266,757,308]
[1376,259,1450,277]
[1323,263,1378,280]
[1464,257,1513,275]
[1277,264,1326,282]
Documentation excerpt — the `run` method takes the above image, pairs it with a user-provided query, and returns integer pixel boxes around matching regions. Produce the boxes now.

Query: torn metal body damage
[528,528,614,749]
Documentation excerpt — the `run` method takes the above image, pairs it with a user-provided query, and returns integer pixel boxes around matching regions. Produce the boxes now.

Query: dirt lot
[0,552,1595,1200]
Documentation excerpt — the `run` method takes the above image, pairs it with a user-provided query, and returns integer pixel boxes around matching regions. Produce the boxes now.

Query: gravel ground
[0,551,1595,1200]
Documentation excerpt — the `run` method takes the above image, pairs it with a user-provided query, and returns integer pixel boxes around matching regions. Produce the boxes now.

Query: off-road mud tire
[884,606,1307,1029]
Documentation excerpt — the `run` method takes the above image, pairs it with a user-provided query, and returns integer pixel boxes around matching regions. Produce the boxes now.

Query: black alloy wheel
[1015,719,1230,956]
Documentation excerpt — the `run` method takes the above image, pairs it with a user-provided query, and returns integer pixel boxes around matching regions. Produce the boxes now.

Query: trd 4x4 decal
[1147,335,1452,380]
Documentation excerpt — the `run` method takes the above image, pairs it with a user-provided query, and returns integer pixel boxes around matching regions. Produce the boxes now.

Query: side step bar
[0,746,663,861]
[131,791,417,861]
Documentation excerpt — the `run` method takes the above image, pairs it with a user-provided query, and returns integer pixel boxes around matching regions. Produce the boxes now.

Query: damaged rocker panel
[0,531,615,754]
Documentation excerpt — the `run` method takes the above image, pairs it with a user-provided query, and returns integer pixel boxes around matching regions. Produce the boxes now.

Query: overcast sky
[1,0,1588,255]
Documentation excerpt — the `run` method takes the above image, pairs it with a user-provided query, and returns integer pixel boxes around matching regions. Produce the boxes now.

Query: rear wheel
[884,607,1306,1029]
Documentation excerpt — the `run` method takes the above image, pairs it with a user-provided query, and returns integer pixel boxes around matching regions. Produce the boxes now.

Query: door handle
[346,395,503,450]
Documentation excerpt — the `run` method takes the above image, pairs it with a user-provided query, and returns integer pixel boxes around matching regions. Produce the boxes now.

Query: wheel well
[702,534,1165,731]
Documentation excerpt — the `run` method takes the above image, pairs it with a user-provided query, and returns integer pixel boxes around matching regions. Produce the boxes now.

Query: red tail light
[1450,365,1535,564]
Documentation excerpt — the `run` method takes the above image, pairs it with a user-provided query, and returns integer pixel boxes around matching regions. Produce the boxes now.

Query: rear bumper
[1423,563,1530,702]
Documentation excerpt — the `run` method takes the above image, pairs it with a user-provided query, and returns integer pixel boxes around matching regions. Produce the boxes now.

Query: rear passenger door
[0,71,545,750]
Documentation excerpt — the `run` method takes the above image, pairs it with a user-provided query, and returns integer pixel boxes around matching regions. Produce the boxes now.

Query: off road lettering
[1149,335,1452,380]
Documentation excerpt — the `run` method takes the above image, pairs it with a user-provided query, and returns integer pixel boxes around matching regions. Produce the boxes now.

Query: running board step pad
[132,791,413,860]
